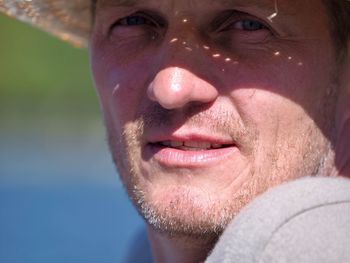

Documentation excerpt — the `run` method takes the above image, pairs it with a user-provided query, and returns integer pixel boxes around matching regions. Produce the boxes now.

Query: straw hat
[0,0,91,47]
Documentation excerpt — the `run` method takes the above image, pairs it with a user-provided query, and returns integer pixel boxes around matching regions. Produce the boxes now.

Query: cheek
[90,47,154,124]
[227,49,332,114]
[223,57,328,144]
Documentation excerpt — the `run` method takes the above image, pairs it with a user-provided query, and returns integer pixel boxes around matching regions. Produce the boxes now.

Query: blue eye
[214,11,270,34]
[234,19,266,31]
[117,14,158,27]
[242,20,265,30]
[120,16,147,26]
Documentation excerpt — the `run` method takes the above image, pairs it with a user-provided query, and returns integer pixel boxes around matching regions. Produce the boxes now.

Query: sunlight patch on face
[170,38,179,43]
[269,50,307,67]
[203,45,210,50]
[167,33,241,66]
[267,0,279,22]
[112,83,120,96]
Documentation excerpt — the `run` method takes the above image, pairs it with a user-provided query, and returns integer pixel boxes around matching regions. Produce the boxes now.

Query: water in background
[0,119,145,263]
[0,14,144,263]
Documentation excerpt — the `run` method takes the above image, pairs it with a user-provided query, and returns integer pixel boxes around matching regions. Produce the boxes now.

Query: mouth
[156,140,233,151]
[145,137,238,168]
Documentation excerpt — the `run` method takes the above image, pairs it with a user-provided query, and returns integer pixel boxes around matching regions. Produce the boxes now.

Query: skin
[90,0,350,262]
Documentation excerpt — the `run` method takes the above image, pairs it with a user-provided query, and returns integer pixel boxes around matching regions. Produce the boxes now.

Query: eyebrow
[94,0,294,18]
[96,0,275,7]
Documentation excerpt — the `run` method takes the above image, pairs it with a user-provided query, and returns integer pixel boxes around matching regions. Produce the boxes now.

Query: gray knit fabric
[206,176,350,263]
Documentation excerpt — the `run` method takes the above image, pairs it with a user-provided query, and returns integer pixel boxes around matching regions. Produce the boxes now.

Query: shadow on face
[91,0,341,143]
[88,0,350,239]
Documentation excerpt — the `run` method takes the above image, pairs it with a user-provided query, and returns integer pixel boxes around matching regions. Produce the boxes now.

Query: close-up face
[90,0,340,238]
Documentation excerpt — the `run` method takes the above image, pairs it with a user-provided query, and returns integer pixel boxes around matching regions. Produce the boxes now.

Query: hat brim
[0,0,91,47]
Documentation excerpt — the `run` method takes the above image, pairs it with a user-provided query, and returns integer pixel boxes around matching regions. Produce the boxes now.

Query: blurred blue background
[0,14,144,262]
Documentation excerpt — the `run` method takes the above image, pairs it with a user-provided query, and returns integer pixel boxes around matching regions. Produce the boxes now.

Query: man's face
[91,0,338,238]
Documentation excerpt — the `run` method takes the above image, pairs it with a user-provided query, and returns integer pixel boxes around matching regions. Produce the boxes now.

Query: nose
[147,67,218,110]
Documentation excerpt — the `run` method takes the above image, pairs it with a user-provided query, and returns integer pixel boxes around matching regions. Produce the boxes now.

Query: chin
[128,182,244,238]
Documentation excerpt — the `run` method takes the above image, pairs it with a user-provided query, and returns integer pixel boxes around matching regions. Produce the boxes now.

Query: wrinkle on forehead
[97,0,291,11]
[95,0,300,22]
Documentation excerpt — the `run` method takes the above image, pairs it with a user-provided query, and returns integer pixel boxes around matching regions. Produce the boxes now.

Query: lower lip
[144,144,238,168]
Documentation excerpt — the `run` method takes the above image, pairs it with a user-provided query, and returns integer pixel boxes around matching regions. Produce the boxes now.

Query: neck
[147,227,218,263]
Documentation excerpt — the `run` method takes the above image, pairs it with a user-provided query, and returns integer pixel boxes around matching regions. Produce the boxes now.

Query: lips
[144,135,238,167]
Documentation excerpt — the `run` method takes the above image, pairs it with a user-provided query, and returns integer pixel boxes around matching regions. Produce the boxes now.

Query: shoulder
[206,177,350,263]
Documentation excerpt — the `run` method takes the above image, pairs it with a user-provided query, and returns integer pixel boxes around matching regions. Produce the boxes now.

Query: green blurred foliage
[0,14,99,119]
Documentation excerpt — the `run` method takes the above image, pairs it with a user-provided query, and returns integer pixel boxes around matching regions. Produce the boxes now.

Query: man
[1,0,350,262]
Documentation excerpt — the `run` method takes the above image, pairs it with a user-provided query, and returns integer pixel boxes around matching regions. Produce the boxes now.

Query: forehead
[94,0,328,23]
[96,0,299,12]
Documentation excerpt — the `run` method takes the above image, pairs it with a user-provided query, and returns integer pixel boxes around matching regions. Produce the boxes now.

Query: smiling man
[1,0,350,262]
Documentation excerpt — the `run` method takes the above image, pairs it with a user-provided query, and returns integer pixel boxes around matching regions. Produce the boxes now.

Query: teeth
[160,141,225,150]
[184,141,211,149]
[211,144,223,149]
[161,141,171,146]
[170,141,183,147]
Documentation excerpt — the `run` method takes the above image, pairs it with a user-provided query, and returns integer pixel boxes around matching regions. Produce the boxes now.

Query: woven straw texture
[0,0,91,47]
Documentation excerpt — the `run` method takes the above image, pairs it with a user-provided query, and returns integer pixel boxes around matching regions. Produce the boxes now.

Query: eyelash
[111,12,164,30]
[215,11,270,33]
[110,11,271,36]
[118,15,155,27]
